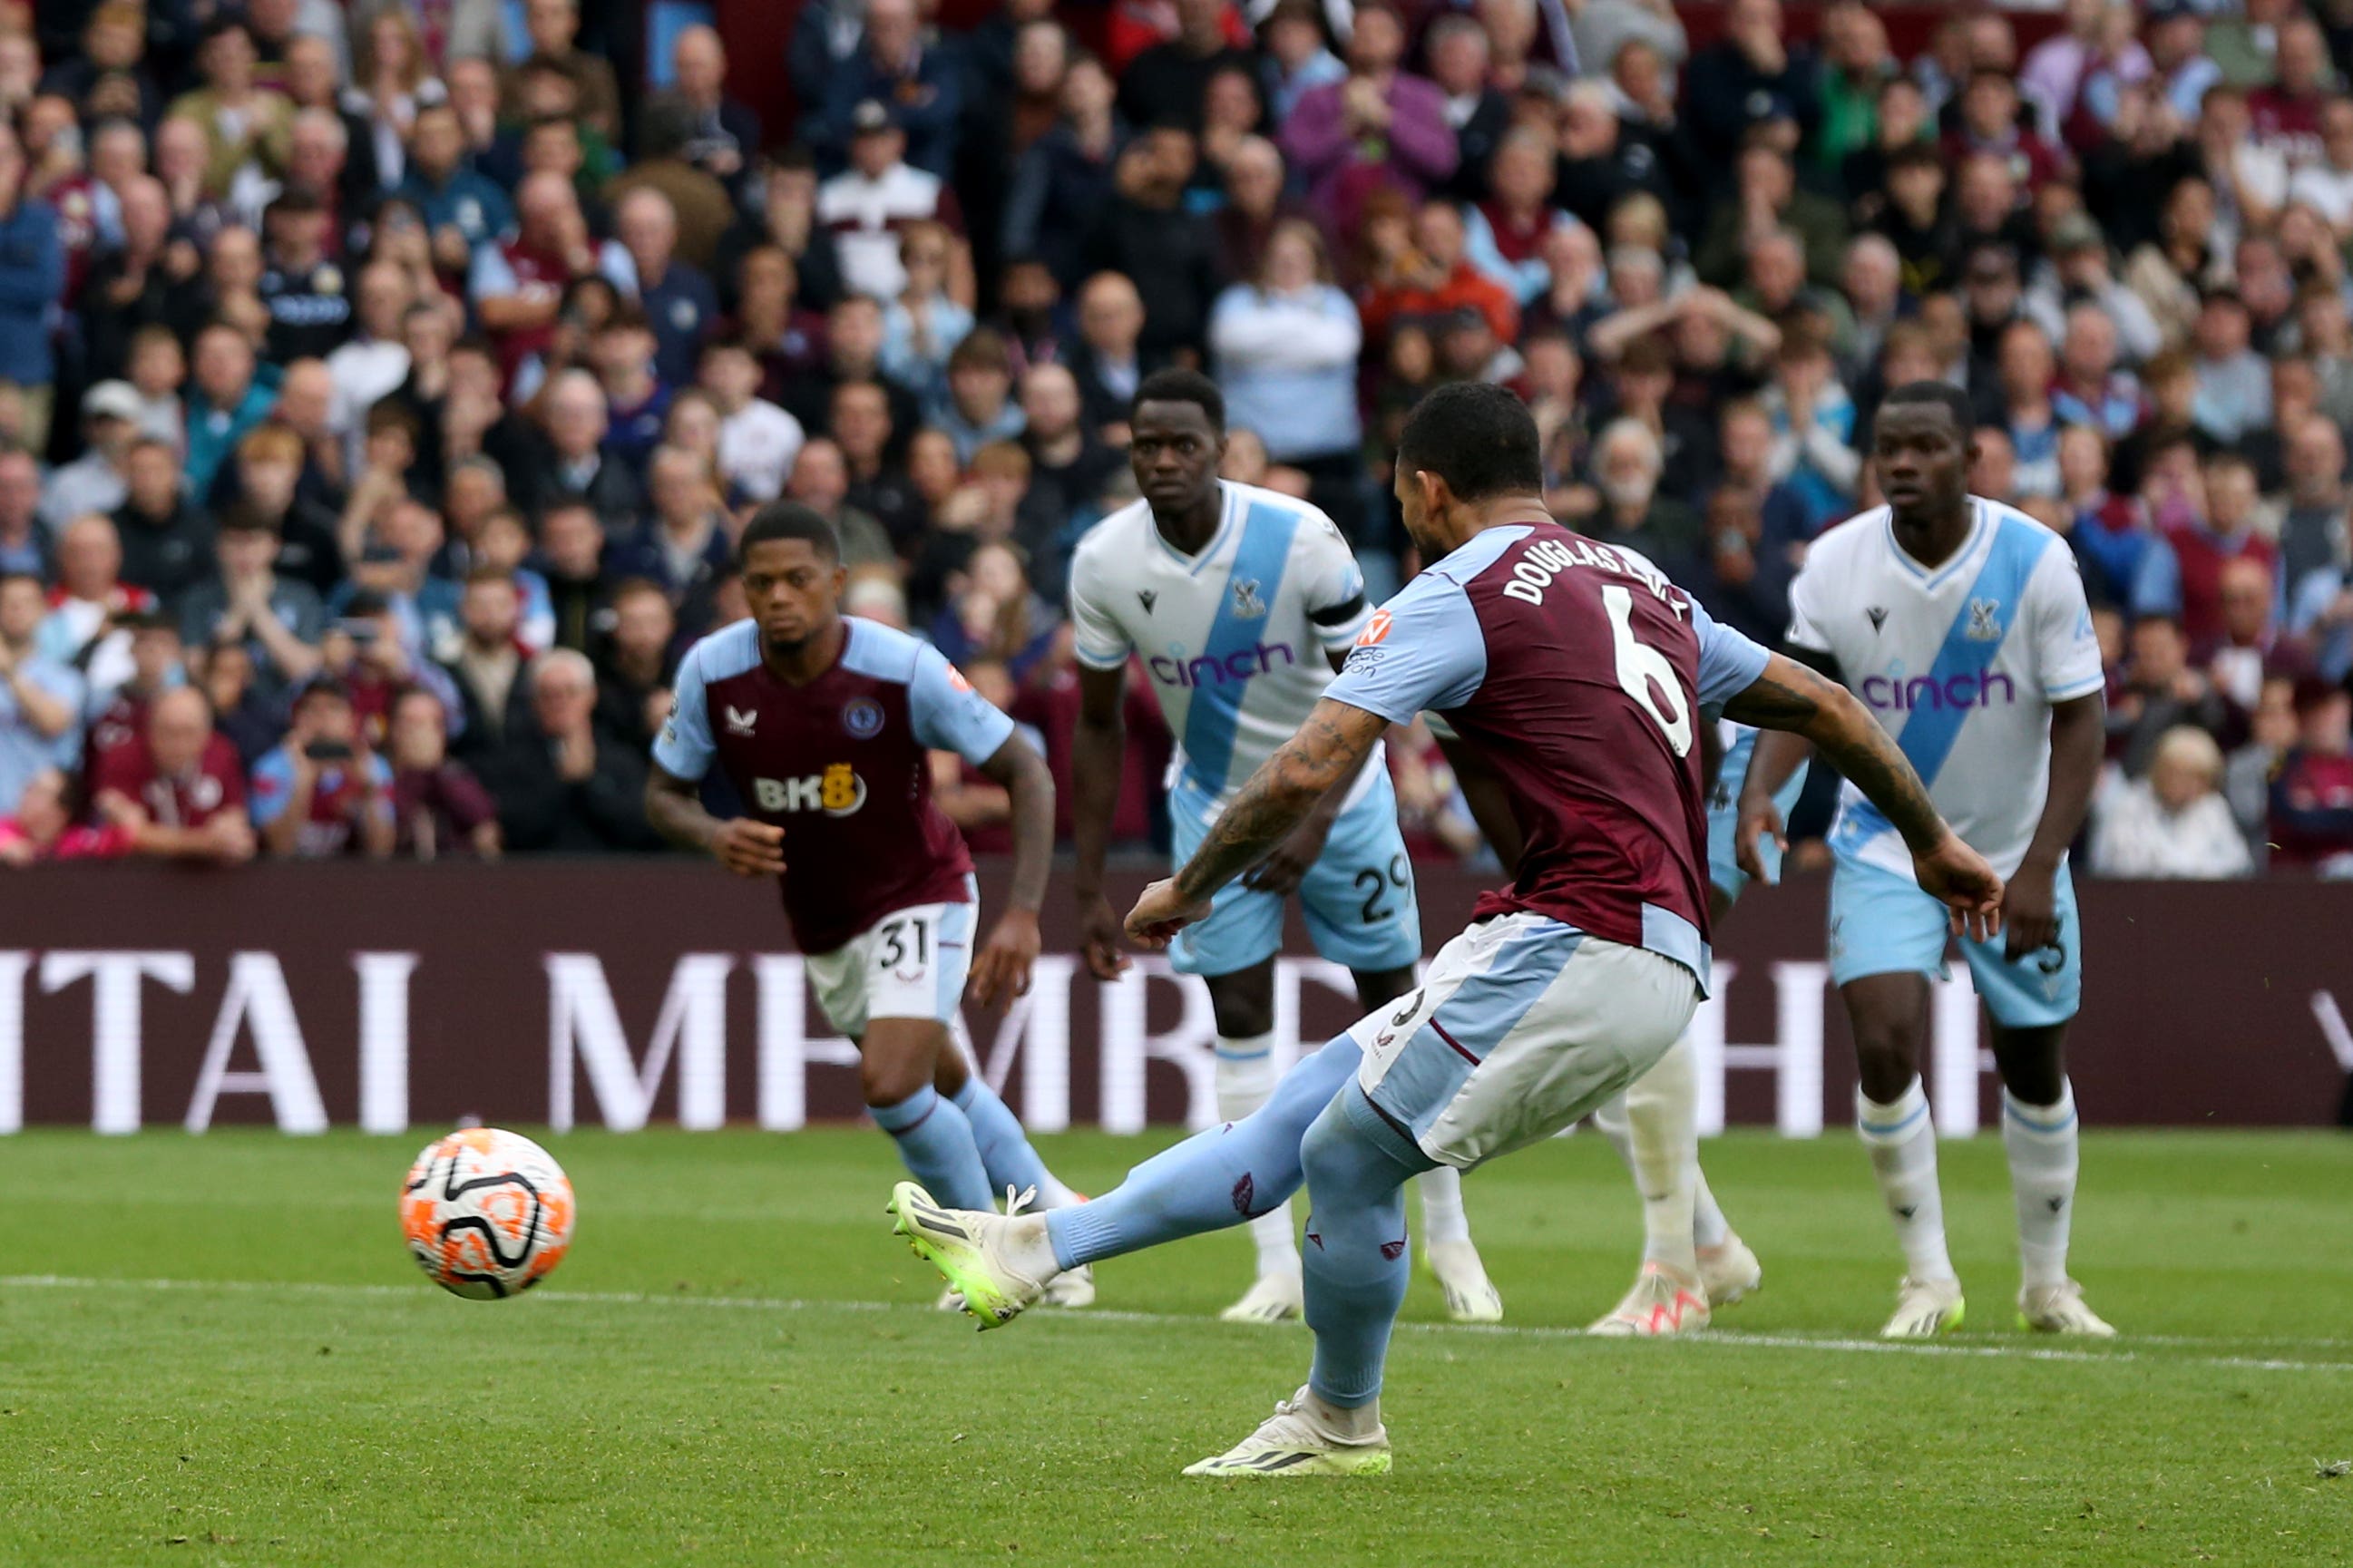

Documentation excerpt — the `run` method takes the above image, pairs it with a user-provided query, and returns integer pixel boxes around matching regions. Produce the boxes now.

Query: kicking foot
[1696,1232,1762,1309]
[2017,1279,2114,1337]
[1587,1261,1711,1336]
[887,1182,1052,1330]
[1424,1239,1504,1323]
[1182,1387,1391,1477]
[1880,1275,1967,1339]
[1219,1269,1305,1324]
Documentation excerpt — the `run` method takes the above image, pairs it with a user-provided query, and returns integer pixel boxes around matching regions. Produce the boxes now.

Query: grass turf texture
[0,1129,2347,1565]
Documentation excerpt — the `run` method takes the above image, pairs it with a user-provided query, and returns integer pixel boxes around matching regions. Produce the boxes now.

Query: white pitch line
[4,1274,2350,1375]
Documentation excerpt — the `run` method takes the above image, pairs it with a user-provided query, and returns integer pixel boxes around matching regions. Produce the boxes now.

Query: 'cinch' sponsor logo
[1148,643,1296,687]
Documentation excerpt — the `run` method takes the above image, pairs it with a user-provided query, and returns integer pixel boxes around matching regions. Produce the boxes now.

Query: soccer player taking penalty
[648,504,1094,1308]
[1736,383,2114,1340]
[890,385,2003,1476]
[1063,369,1499,1324]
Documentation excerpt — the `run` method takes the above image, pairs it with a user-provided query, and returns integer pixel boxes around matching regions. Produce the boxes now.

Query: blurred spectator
[37,514,151,703]
[183,322,276,502]
[1119,0,1252,134]
[592,579,678,751]
[489,648,659,853]
[1069,272,1155,440]
[1210,219,1362,508]
[2093,723,2252,879]
[473,171,600,382]
[786,439,896,571]
[1013,365,1122,593]
[534,500,611,655]
[0,768,131,863]
[88,686,255,865]
[0,572,83,813]
[1005,54,1127,291]
[541,370,643,535]
[505,0,621,146]
[702,338,806,507]
[2269,676,2353,874]
[2276,414,2350,596]
[386,686,500,860]
[1087,128,1224,365]
[1684,0,1819,179]
[2109,614,2231,776]
[602,188,718,385]
[929,540,1061,683]
[2154,451,2278,656]
[933,330,1027,463]
[39,384,142,530]
[249,677,395,858]
[2190,289,2271,444]
[1575,418,1702,580]
[607,445,731,610]
[1279,5,1456,242]
[2055,425,2165,618]
[878,220,976,404]
[2226,674,2299,858]
[179,512,327,700]
[2210,558,2280,715]
[821,104,963,308]
[815,0,963,179]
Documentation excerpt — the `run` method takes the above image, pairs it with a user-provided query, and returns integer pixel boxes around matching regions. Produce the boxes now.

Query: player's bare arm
[1242,648,1375,897]
[2006,692,2104,961]
[1069,662,1132,979]
[645,763,786,877]
[1732,646,1840,882]
[1126,697,1387,945]
[1722,652,2006,941]
[967,734,1055,1006]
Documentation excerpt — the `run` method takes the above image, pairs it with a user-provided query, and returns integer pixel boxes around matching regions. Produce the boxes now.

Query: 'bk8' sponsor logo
[1860,668,2017,712]
[753,764,867,815]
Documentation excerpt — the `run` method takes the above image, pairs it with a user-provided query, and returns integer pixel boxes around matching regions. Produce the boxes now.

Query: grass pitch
[0,1126,2347,1565]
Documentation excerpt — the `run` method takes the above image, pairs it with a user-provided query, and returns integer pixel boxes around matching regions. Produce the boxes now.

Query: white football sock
[1216,1034,1298,1275]
[1856,1079,1957,1283]
[1691,1170,1732,1251]
[1415,1165,1470,1245]
[2003,1080,2079,1291]
[1623,1036,1702,1275]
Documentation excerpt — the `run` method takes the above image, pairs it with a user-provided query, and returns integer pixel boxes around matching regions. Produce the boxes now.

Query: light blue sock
[949,1076,1068,1207]
[870,1086,994,1212]
[1047,1037,1363,1271]
[1299,1087,1434,1409]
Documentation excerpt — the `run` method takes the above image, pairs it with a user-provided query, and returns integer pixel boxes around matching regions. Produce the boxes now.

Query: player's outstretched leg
[866,1021,996,1213]
[1215,1032,1306,1323]
[1591,1048,1760,1321]
[889,1037,1364,1329]
[1185,1093,1411,1477]
[1589,1037,1713,1335]
[1992,1025,2114,1337]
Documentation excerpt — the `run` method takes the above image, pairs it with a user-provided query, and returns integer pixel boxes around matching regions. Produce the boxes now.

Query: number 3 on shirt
[1602,585,1694,757]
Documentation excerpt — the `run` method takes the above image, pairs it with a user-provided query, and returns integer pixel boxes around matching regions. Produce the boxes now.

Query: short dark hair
[1394,383,1543,503]
[738,502,841,565]
[1876,380,1976,438]
[1132,367,1225,432]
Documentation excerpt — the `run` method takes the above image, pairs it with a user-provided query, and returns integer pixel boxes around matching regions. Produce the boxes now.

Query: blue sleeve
[907,643,1017,765]
[1688,593,1772,708]
[652,645,717,779]
[249,751,293,826]
[1323,577,1489,724]
[2133,536,2182,619]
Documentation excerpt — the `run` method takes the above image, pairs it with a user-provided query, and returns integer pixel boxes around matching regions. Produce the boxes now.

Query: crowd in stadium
[0,0,2348,876]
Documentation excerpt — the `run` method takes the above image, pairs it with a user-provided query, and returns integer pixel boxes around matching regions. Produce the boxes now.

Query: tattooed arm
[1125,698,1389,946]
[1722,653,2007,939]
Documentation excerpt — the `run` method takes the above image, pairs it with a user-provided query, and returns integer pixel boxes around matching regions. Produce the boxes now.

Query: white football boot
[1424,1239,1504,1324]
[2018,1279,2115,1337]
[887,1182,1052,1329]
[1220,1269,1306,1323]
[1880,1275,1967,1338]
[1182,1387,1392,1477]
[1696,1232,1763,1309]
[1587,1261,1712,1336]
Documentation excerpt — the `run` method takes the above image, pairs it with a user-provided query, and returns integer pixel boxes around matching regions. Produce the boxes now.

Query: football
[400,1128,576,1299]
